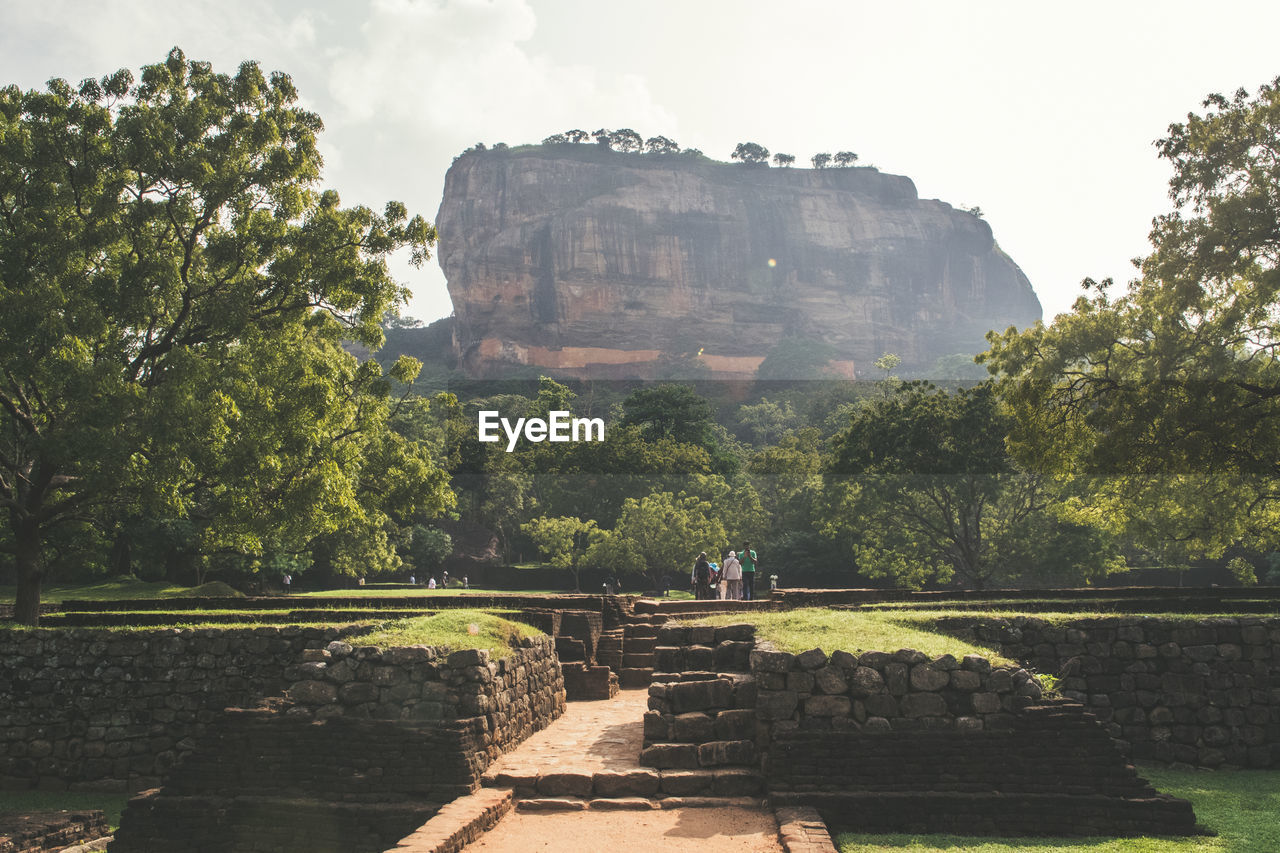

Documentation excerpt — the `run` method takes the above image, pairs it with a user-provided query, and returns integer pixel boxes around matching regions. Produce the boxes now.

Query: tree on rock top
[0,48,451,624]
[731,141,770,165]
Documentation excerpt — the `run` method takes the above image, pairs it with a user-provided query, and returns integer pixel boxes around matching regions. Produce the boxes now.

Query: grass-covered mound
[172,581,244,598]
[358,610,538,659]
[693,608,1013,666]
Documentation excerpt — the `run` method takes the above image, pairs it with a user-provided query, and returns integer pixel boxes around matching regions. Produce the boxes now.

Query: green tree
[983,76,1280,557]
[406,525,452,577]
[522,515,603,591]
[587,490,726,589]
[542,133,568,145]
[610,128,643,153]
[736,398,800,446]
[644,135,679,154]
[819,383,1116,589]
[834,150,859,167]
[811,152,832,169]
[756,337,839,380]
[773,153,796,167]
[565,129,589,144]
[731,142,770,165]
[0,50,442,623]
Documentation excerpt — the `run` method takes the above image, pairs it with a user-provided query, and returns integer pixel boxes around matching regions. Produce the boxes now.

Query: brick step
[622,624,661,637]
[624,637,657,653]
[623,652,655,667]
[515,795,762,812]
[619,668,654,687]
[640,739,757,769]
[481,767,764,798]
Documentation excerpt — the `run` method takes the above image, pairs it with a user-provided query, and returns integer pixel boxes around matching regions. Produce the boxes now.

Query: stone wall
[0,625,362,792]
[282,636,565,765]
[750,646,1043,746]
[940,616,1280,768]
[110,711,480,853]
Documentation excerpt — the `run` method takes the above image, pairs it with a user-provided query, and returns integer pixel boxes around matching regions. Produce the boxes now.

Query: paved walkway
[483,689,648,778]
[460,689,784,852]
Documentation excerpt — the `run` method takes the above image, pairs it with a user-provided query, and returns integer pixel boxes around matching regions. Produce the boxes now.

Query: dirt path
[461,805,783,852]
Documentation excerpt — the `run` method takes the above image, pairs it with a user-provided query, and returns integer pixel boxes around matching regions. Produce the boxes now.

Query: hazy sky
[4,0,1279,326]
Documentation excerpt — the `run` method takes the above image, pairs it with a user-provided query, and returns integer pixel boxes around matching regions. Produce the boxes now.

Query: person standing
[693,552,711,600]
[282,574,291,595]
[721,550,742,600]
[739,542,758,600]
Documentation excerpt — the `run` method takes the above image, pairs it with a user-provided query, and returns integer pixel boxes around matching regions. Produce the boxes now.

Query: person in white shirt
[721,550,743,600]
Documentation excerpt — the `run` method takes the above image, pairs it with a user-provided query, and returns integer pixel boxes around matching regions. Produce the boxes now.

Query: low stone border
[388,787,513,853]
[775,806,838,853]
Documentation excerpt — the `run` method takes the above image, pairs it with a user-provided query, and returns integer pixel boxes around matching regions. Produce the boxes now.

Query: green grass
[295,587,573,598]
[692,608,1013,665]
[0,578,209,603]
[866,604,1260,621]
[0,790,131,831]
[357,610,537,658]
[834,766,1280,852]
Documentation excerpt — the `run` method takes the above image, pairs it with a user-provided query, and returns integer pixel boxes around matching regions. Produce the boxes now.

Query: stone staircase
[638,622,762,783]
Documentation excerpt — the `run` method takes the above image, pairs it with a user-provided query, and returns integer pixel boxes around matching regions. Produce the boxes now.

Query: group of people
[692,544,758,600]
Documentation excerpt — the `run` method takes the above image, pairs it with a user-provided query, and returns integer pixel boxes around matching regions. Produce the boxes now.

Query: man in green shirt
[739,542,758,600]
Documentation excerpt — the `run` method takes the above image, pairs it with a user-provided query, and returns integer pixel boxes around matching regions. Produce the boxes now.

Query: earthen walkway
[462,689,783,852]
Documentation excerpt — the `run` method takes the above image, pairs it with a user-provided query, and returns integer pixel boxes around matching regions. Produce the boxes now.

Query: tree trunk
[13,524,43,626]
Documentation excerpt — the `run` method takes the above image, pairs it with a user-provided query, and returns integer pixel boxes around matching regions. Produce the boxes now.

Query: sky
[4,0,1280,326]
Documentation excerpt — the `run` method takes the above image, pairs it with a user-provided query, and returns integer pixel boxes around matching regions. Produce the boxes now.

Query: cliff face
[436,146,1041,378]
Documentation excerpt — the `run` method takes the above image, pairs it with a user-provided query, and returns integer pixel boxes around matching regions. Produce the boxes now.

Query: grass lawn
[0,578,223,603]
[692,608,1014,665]
[358,610,537,658]
[834,766,1280,853]
[0,790,131,831]
[295,586,575,598]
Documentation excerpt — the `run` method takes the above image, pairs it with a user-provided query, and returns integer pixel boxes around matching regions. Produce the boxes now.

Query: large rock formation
[436,145,1041,378]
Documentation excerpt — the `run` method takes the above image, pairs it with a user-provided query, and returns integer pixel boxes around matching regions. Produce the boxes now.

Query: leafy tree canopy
[0,49,445,622]
[983,76,1280,557]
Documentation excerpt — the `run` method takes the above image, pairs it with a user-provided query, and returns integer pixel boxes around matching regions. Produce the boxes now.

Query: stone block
[713,624,755,643]
[289,680,337,705]
[848,666,886,697]
[714,709,756,740]
[863,694,898,717]
[712,768,764,796]
[643,711,672,741]
[971,692,1001,714]
[795,648,828,670]
[673,712,716,742]
[537,772,593,797]
[884,663,909,696]
[697,740,756,766]
[899,692,947,717]
[659,770,713,795]
[689,625,716,645]
[909,664,951,691]
[592,769,660,797]
[750,649,795,673]
[755,689,799,721]
[668,679,733,713]
[639,743,700,769]
[950,670,981,691]
[786,671,814,693]
[813,665,848,695]
[803,695,851,717]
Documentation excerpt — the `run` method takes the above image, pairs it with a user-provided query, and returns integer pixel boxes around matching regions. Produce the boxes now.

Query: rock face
[436,145,1041,378]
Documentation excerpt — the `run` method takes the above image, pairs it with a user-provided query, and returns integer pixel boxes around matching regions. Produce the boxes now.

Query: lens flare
[767,258,777,268]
